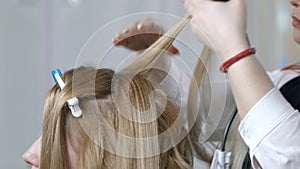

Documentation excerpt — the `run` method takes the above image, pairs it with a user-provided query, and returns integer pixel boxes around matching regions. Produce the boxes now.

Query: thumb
[167,45,180,55]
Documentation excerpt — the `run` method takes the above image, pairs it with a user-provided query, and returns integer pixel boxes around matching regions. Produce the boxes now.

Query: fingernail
[115,33,120,39]
[122,28,128,34]
[137,23,143,30]
[112,38,116,43]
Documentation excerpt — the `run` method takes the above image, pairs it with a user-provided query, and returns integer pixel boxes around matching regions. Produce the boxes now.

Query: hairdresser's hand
[184,0,249,61]
[112,18,179,55]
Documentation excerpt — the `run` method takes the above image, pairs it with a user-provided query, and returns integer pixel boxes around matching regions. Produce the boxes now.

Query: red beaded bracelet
[220,48,256,73]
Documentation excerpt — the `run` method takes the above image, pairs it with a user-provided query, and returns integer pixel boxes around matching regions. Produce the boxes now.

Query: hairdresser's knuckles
[184,0,248,60]
[183,0,195,15]
[113,18,179,54]
[113,19,161,50]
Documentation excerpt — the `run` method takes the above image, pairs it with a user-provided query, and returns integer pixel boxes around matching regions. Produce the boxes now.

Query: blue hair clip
[52,69,65,88]
[51,69,82,118]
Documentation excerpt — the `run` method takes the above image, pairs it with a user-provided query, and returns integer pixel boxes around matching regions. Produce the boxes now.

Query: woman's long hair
[187,48,249,168]
[40,66,192,169]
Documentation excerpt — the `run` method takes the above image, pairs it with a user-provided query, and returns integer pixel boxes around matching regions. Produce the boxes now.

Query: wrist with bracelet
[220,48,256,73]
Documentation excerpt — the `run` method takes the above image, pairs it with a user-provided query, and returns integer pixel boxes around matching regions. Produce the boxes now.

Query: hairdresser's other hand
[112,18,179,55]
[184,0,249,60]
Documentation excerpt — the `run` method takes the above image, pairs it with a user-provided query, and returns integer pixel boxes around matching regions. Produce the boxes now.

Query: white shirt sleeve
[239,88,300,169]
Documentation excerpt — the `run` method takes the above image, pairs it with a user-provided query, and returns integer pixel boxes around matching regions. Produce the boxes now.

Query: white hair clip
[51,69,82,118]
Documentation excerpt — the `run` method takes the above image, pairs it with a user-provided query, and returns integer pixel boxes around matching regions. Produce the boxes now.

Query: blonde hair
[187,47,249,168]
[40,66,192,169]
[40,13,194,169]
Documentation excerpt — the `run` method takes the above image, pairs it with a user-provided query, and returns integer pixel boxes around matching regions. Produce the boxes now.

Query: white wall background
[0,0,299,168]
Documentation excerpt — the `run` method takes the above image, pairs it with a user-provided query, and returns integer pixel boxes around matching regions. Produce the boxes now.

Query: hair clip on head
[66,97,82,117]
[51,69,83,118]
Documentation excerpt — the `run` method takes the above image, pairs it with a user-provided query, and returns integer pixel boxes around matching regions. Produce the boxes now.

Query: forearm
[226,54,274,119]
[216,35,274,119]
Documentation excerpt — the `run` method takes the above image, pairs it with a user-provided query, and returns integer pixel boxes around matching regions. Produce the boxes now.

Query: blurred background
[0,0,299,168]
